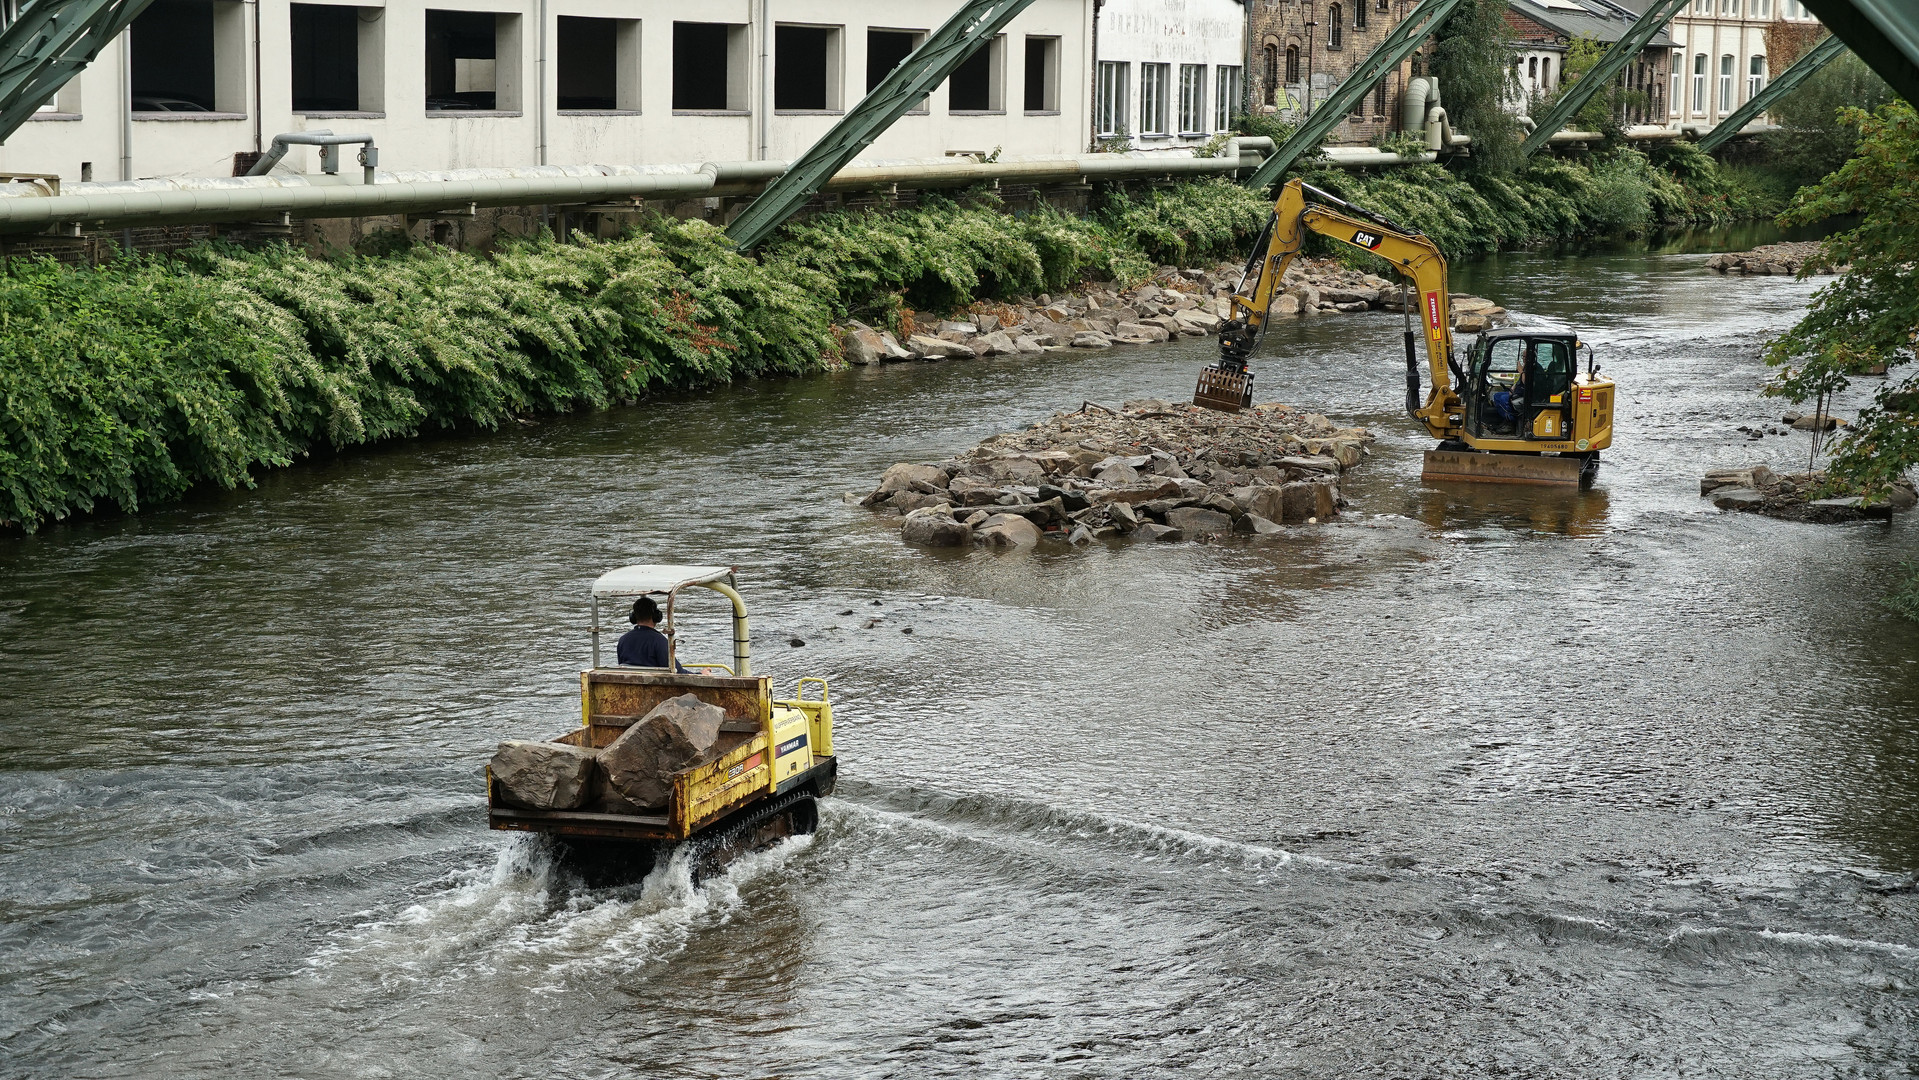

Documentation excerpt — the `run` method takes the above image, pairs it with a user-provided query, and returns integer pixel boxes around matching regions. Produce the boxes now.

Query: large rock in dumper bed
[490,740,598,810]
[599,694,727,809]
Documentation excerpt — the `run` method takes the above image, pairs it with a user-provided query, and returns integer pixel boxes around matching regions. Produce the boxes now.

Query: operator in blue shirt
[616,596,688,671]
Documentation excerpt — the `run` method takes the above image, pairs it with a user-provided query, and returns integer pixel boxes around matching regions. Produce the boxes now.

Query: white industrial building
[0,0,1097,183]
[1659,0,1823,130]
[1092,0,1245,147]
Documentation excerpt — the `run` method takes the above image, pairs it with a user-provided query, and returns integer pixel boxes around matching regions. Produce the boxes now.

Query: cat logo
[1352,229,1384,249]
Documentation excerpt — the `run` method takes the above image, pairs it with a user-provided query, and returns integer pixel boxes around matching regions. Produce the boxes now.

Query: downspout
[1303,1,1315,117]
[1089,0,1100,149]
[536,0,547,165]
[250,0,261,153]
[756,0,769,160]
[118,29,131,182]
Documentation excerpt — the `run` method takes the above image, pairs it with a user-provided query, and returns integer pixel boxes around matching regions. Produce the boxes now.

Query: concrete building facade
[1654,0,1823,131]
[0,0,1095,184]
[1244,0,1418,148]
[1091,0,1245,148]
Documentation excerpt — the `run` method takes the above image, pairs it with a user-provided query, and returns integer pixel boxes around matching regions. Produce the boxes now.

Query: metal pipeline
[248,131,381,183]
[0,145,1273,235]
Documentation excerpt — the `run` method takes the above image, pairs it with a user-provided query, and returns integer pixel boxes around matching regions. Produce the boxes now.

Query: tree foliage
[1765,102,1919,497]
[1760,52,1894,186]
[1429,0,1521,175]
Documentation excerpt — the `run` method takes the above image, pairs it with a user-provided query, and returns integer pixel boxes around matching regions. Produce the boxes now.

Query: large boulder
[974,330,1019,356]
[1071,331,1113,349]
[901,506,971,547]
[1280,482,1337,522]
[1230,485,1286,522]
[1094,478,1181,504]
[491,740,598,810]
[599,694,727,809]
[1710,487,1765,511]
[1166,506,1234,535]
[948,475,1007,506]
[910,334,978,359]
[980,456,1048,485]
[974,513,1043,548]
[877,462,949,495]
[839,322,886,365]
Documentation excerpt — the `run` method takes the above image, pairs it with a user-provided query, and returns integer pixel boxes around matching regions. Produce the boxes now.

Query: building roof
[1511,0,1675,50]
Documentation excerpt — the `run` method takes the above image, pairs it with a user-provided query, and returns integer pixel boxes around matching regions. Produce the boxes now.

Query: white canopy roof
[591,564,735,598]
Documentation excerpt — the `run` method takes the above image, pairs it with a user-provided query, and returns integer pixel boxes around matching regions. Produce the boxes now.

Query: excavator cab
[1461,331,1579,442]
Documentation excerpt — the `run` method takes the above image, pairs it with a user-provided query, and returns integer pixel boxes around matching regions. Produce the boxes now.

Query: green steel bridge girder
[1800,0,1919,109]
[0,0,156,145]
[1518,0,1689,157]
[725,0,1038,251]
[1242,0,1463,191]
[1696,33,1848,152]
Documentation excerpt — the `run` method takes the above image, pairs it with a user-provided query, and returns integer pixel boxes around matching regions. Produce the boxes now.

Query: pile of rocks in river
[1701,464,1916,523]
[1703,241,1836,277]
[837,259,1511,363]
[860,398,1371,547]
[490,694,725,812]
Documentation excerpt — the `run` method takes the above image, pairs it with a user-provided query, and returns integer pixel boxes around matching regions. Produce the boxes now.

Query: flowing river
[3,228,1916,1078]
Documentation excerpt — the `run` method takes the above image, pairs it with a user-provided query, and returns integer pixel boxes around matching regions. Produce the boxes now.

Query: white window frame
[1691,53,1706,114]
[1670,50,1681,116]
[1139,62,1170,137]
[1095,60,1129,136]
[1718,53,1733,112]
[1177,63,1206,135]
[1213,65,1240,131]
[1747,54,1765,99]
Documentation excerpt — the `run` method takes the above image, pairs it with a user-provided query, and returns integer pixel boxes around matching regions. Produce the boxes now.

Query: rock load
[1703,241,1838,277]
[487,693,729,812]
[863,398,1372,547]
[1701,464,1917,523]
[835,260,1511,363]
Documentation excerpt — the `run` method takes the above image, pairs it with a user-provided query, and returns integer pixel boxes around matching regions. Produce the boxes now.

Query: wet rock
[1274,294,1301,317]
[974,330,1019,356]
[1288,283,1320,311]
[948,475,1006,506]
[490,740,598,810]
[1230,485,1286,522]
[1281,482,1338,522]
[1234,513,1284,535]
[1114,322,1170,344]
[900,506,971,547]
[1276,455,1341,478]
[1137,523,1184,541]
[839,322,886,366]
[1455,313,1493,334]
[1710,487,1766,510]
[1071,331,1113,349]
[1166,506,1233,535]
[975,513,1043,548]
[911,334,978,360]
[599,694,726,809]
[1096,478,1182,504]
[1789,412,1847,432]
[1037,484,1092,512]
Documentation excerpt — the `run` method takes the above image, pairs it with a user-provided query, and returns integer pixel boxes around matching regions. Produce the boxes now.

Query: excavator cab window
[1466,337,1523,437]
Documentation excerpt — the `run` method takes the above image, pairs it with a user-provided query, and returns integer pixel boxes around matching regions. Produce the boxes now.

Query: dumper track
[683,785,822,883]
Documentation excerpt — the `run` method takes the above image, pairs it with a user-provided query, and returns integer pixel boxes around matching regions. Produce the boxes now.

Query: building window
[1354,3,1367,30]
[1374,76,1386,116]
[1377,0,1388,8]
[1751,0,1771,15]
[774,25,841,112]
[1719,53,1733,111]
[1541,56,1552,89]
[1024,36,1058,112]
[1691,53,1706,114]
[425,10,520,112]
[867,29,920,93]
[1140,62,1170,136]
[1177,64,1206,134]
[948,34,1002,112]
[1262,44,1278,106]
[1095,60,1129,135]
[1527,55,1537,93]
[557,17,639,111]
[130,0,246,113]
[1721,0,1738,13]
[1748,54,1765,99]
[290,5,372,113]
[1214,65,1240,130]
[672,22,748,111]
[1670,50,1682,115]
[1692,0,1709,12]
[1286,44,1300,84]
[1329,6,1343,49]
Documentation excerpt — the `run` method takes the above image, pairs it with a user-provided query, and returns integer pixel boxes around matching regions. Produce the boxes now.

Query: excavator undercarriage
[1196,180,1613,488]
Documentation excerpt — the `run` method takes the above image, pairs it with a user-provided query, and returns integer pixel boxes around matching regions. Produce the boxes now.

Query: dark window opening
[673,22,731,109]
[1024,36,1056,111]
[867,29,917,92]
[425,10,498,110]
[291,4,359,112]
[1355,3,1367,29]
[775,25,831,110]
[949,42,992,111]
[1374,78,1387,115]
[1285,45,1300,84]
[131,0,215,111]
[1329,6,1343,48]
[557,16,617,109]
[1262,44,1278,105]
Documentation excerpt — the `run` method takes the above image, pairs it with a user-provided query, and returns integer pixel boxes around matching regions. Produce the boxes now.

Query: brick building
[1506,0,1674,127]
[1245,0,1421,146]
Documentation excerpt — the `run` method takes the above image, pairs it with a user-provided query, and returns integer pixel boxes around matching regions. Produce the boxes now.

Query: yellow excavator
[1194,179,1614,487]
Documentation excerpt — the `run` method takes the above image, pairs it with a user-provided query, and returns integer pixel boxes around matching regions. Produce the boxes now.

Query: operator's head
[629,596,663,627]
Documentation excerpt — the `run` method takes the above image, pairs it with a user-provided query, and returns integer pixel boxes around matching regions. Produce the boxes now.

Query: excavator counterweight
[1196,179,1613,488]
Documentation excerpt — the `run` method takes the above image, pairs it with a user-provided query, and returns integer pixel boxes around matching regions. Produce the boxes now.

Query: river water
[3,229,1916,1078]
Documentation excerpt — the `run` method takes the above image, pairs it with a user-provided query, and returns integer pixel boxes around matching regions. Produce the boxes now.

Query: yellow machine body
[1203,179,1614,486]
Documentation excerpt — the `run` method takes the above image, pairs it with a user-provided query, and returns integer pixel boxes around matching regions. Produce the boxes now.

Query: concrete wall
[1093,0,1245,148]
[0,0,1095,183]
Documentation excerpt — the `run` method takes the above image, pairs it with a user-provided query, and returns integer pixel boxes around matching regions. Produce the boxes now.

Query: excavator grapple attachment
[1194,364,1255,413]
[1422,449,1595,487]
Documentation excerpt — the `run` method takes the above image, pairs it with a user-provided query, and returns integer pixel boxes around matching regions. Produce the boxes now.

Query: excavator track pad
[1423,449,1594,487]
[1194,364,1255,413]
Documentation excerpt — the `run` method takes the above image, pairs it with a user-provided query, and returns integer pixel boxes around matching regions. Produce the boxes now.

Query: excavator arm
[1200,179,1461,441]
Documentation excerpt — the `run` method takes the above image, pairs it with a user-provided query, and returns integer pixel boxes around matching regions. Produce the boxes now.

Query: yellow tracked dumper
[1195,179,1614,487]
[488,565,837,879]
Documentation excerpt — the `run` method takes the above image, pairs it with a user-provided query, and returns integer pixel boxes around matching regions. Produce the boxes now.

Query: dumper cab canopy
[590,564,751,675]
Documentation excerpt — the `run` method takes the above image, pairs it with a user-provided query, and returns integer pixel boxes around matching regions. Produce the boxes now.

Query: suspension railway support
[1518,0,1689,158]
[0,0,154,146]
[1696,34,1849,152]
[1799,0,1919,108]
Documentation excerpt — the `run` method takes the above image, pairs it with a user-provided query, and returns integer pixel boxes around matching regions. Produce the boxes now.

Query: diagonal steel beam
[1696,33,1848,152]
[1519,0,1688,157]
[1798,0,1919,109]
[0,0,156,145]
[1241,0,1464,191]
[725,0,1037,250]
